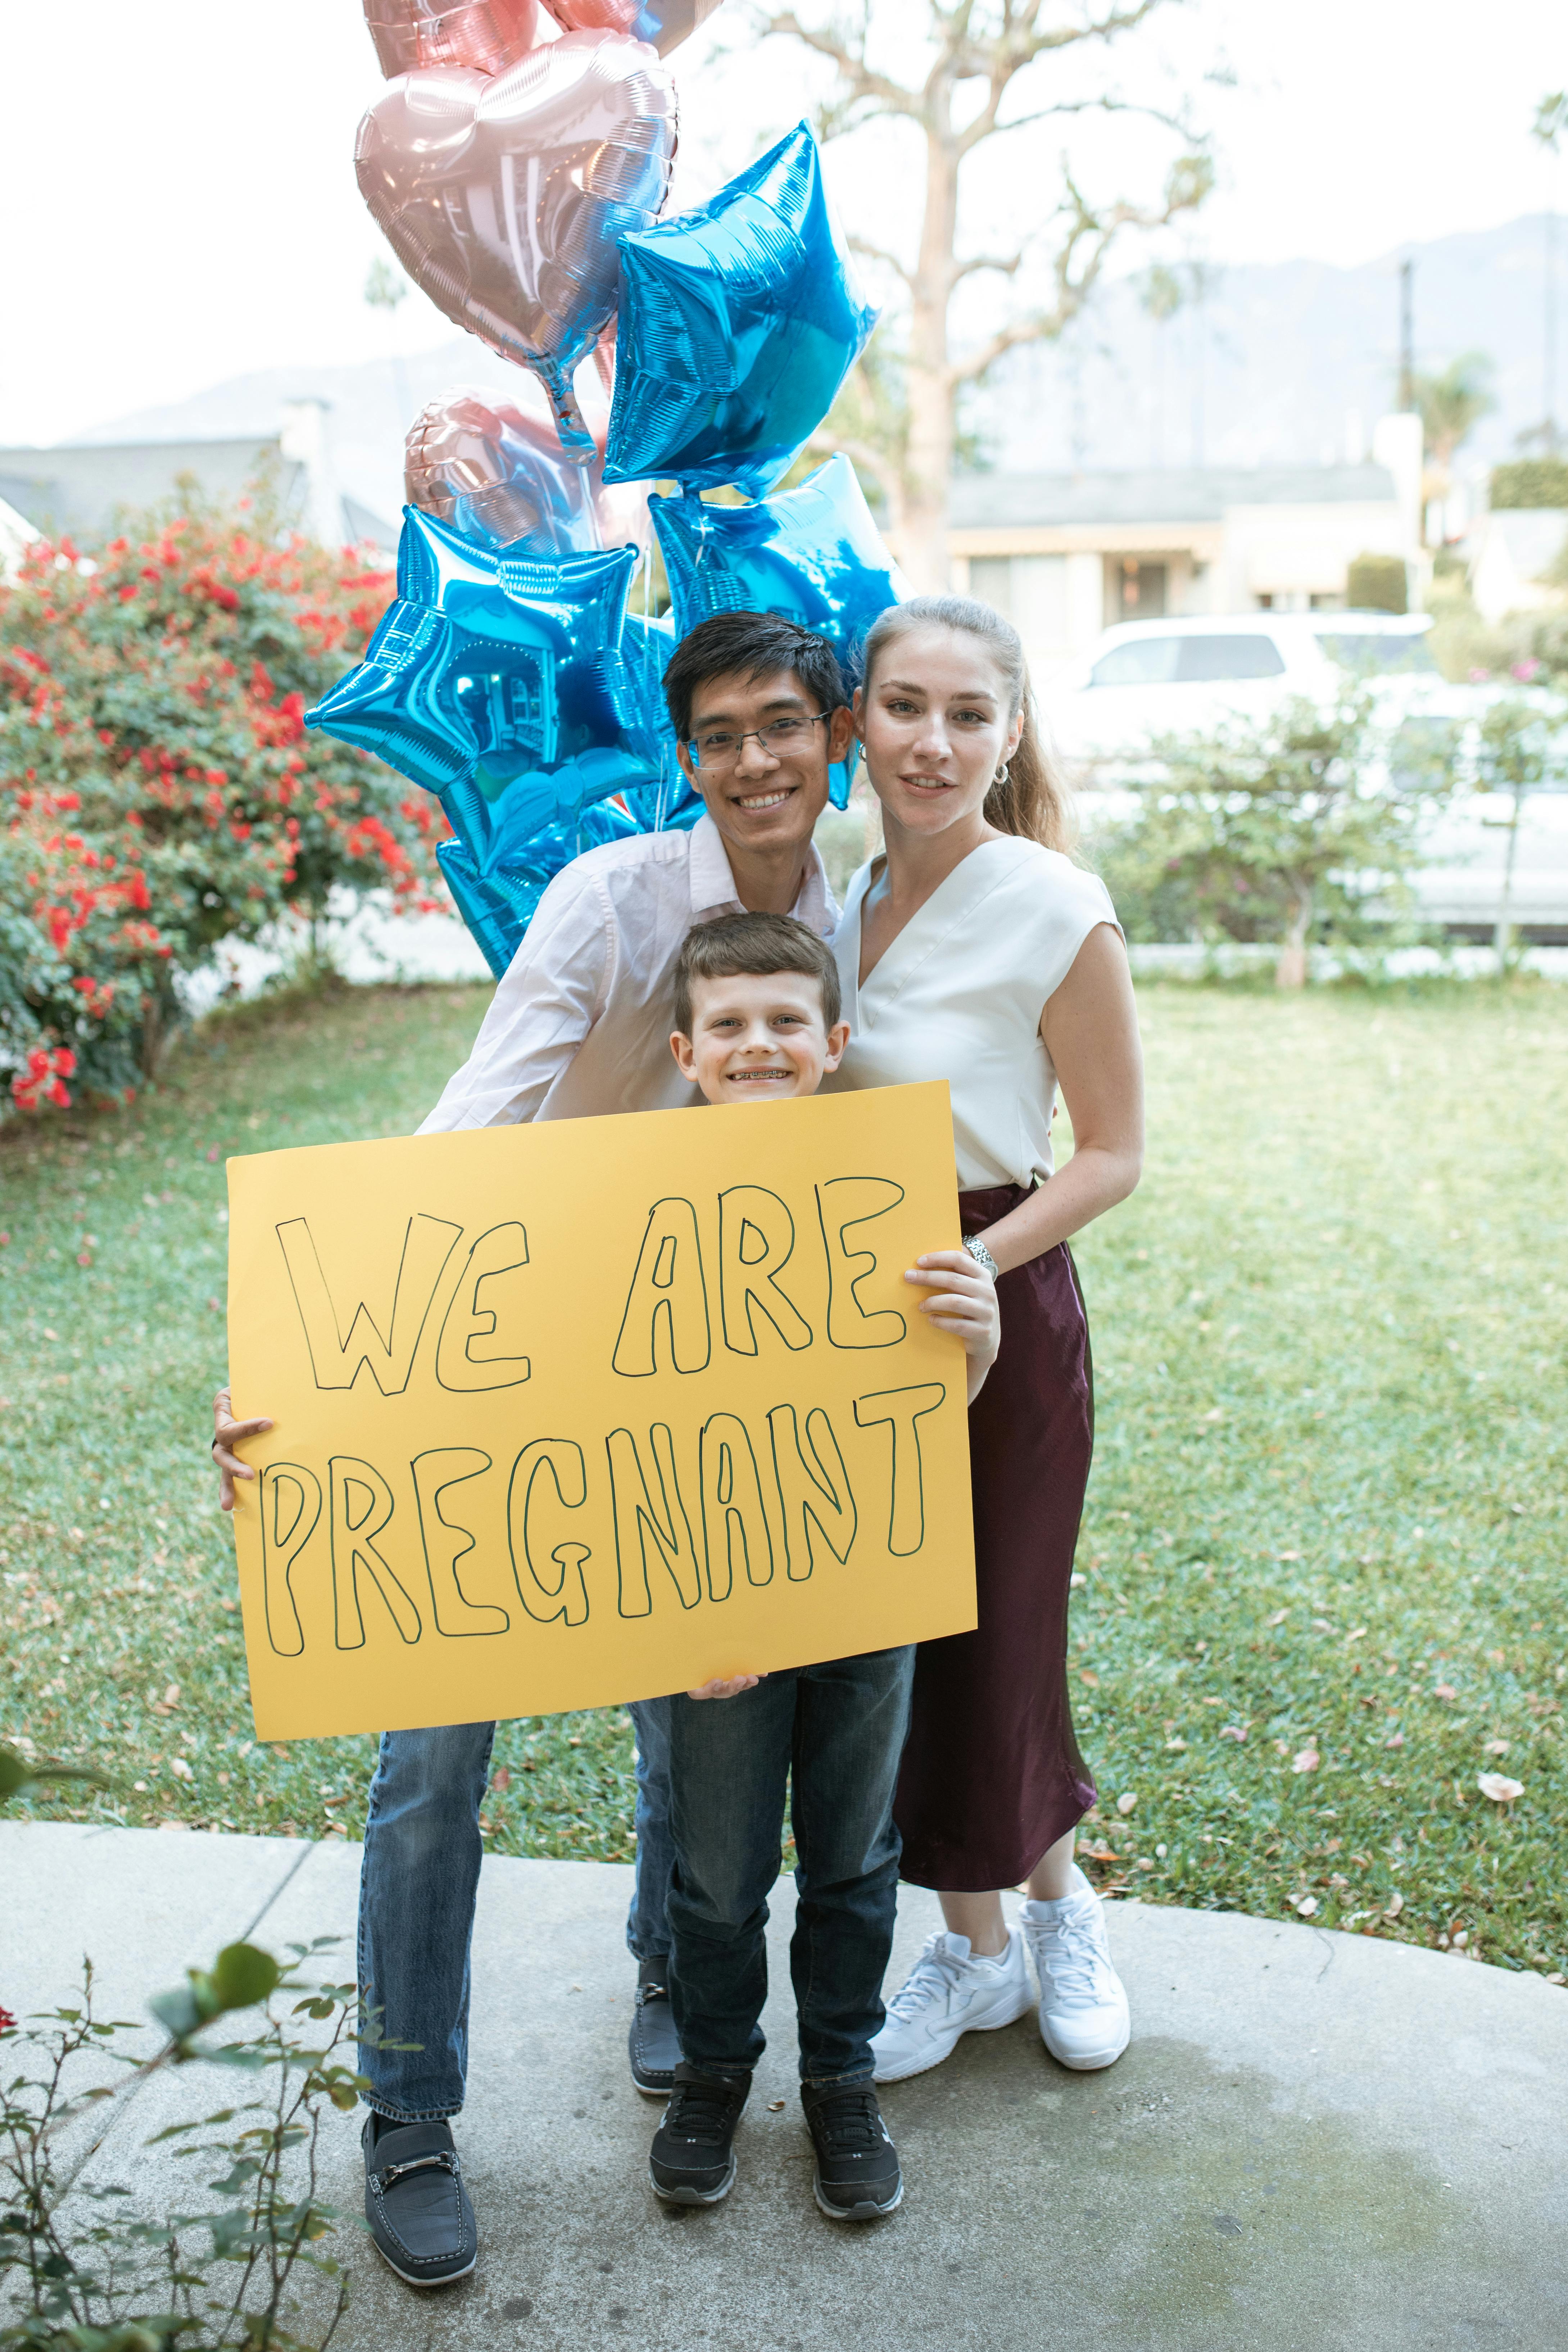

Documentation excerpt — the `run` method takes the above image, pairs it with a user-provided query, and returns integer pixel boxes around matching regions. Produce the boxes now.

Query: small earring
[993,760,1010,787]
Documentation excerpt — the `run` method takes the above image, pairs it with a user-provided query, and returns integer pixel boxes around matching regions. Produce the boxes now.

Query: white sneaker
[1020,1869,1131,2071]
[869,1930,1034,2083]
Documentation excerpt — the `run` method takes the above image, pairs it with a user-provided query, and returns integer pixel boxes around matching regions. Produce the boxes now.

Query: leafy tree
[1411,352,1494,476]
[1489,457,1568,508]
[765,0,1214,585]
[1468,693,1568,966]
[1089,692,1454,984]
[0,503,448,1115]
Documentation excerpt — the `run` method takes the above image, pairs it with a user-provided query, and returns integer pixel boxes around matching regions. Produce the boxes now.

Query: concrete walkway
[4,1821,1565,2352]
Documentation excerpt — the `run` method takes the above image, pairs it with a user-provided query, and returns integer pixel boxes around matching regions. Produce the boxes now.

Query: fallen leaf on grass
[1079,1842,1124,1863]
[1478,1773,1524,1804]
[491,1767,512,1793]
[1384,1893,1404,1920]
[1483,1739,1510,1757]
[1434,1684,1458,1703]
[1164,1737,1187,1751]
[1294,1895,1318,1917]
[1079,1669,1099,1686]
[1265,1608,1289,1627]
[1385,1732,1404,1749]
[1116,1792,1138,1816]
[1219,1725,1247,1742]
[1291,1749,1320,1774]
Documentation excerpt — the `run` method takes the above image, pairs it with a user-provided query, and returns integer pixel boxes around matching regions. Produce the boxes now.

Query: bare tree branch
[962,92,1202,154]
[952,249,1027,282]
[946,149,1209,386]
[756,9,921,116]
[848,235,915,288]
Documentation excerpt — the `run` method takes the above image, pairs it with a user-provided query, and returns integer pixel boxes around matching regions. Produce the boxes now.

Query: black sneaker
[648,2062,750,2206]
[801,2081,903,2221]
[362,2113,476,2285]
[629,1954,682,2097]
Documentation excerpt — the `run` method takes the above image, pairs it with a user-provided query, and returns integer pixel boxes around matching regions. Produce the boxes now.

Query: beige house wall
[948,495,1409,671]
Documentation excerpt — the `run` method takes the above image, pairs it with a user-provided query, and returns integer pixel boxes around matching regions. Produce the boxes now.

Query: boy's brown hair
[672,912,842,1039]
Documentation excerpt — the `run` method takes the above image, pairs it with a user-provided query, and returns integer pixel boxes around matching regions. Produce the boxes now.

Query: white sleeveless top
[823,837,1121,1192]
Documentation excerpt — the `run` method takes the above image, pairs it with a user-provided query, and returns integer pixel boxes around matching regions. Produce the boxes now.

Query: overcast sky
[1,0,1561,447]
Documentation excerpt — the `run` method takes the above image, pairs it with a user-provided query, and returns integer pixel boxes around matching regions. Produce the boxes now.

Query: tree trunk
[899,116,959,592]
[1494,785,1526,972]
[1274,883,1313,989]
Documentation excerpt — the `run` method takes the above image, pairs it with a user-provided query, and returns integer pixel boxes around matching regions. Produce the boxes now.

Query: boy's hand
[686,1673,764,1701]
[904,1251,1000,1366]
[213,1386,273,1512]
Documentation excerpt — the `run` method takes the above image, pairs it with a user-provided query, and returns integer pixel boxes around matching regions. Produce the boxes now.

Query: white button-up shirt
[418,813,837,1132]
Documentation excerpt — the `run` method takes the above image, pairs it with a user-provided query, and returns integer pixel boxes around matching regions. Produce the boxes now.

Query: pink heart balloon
[356,35,677,453]
[405,384,603,549]
[362,0,540,78]
[540,0,724,58]
[405,379,652,557]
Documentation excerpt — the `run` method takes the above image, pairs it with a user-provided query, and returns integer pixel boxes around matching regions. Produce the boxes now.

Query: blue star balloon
[651,453,908,807]
[438,797,644,980]
[308,518,701,977]
[307,507,665,836]
[603,122,877,498]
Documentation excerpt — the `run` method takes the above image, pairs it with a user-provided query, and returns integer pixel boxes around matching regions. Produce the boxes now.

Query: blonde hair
[860,594,1074,852]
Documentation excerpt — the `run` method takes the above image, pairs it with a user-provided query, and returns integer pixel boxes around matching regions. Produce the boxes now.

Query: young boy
[647,911,999,2221]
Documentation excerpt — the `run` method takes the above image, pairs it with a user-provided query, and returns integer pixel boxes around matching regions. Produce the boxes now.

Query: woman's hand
[686,1673,763,1702]
[905,1250,1000,1402]
[213,1386,273,1513]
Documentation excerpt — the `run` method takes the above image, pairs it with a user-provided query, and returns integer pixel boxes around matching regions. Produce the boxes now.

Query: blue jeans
[665,1646,915,2088]
[357,1698,674,2119]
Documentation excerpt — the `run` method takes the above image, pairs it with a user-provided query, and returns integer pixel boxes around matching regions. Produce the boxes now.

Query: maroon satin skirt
[893,1184,1098,1891]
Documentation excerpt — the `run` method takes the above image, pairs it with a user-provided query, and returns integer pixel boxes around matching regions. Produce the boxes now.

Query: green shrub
[1345,552,1408,613]
[1488,457,1568,509]
[1088,692,1454,977]
[0,506,450,1117]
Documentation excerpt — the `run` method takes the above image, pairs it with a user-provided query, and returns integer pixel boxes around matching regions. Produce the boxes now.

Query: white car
[1046,611,1479,774]
[1045,611,1568,940]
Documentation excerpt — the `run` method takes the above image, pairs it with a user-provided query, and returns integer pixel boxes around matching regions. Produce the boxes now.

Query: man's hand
[213,1386,273,1512]
[686,1673,763,1701]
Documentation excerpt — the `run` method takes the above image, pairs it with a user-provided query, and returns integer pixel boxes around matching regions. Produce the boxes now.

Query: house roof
[0,437,307,541]
[948,462,1399,530]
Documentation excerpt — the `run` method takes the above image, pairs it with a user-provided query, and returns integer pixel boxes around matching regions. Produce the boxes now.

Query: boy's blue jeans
[357,1698,674,2120]
[666,1645,915,2086]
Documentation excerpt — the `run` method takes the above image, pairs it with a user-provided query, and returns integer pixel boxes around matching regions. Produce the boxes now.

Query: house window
[968,557,1013,616]
[1116,558,1168,620]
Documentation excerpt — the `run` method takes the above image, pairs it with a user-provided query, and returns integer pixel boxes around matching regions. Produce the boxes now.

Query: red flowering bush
[0,505,450,1114]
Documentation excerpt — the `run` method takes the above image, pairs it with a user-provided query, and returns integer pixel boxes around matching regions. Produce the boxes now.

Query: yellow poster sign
[226,1082,977,1741]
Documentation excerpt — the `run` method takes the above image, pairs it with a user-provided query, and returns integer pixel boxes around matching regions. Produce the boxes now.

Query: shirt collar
[687,811,836,938]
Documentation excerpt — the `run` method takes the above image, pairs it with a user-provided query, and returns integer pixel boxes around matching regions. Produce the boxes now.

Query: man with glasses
[264,610,852,2286]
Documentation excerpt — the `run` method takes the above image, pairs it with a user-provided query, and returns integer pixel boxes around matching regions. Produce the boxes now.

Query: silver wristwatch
[962,1235,1000,1280]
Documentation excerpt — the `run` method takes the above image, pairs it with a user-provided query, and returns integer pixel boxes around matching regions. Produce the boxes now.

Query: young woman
[823,594,1145,2081]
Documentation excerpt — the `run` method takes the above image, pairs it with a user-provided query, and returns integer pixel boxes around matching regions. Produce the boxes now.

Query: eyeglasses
[685,712,830,771]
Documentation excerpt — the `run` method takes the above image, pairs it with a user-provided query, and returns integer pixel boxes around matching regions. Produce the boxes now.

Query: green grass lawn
[3,978,1565,1982]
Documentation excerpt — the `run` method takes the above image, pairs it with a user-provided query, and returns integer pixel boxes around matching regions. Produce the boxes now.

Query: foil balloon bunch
[311,0,907,978]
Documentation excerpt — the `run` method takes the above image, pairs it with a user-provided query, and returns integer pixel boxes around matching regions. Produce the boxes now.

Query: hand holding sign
[225,1084,976,1741]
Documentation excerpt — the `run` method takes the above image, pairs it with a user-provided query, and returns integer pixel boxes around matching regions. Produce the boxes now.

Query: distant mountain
[62,214,1560,517]
[971,214,1560,483]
